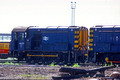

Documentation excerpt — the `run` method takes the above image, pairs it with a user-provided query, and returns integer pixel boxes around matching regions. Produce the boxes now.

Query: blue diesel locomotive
[89,25,120,63]
[9,26,88,64]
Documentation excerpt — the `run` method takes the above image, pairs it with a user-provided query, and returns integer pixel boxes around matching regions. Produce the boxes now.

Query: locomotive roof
[13,26,86,32]
[12,26,29,32]
[91,25,120,28]
[29,26,81,29]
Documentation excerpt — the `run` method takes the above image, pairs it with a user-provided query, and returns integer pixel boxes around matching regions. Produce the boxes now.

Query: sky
[0,0,120,33]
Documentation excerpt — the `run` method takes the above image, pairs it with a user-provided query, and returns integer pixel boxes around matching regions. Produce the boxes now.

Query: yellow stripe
[89,34,93,37]
[74,35,79,38]
[79,30,82,46]
[27,54,58,57]
[74,40,79,43]
[89,48,93,50]
[89,39,93,42]
[0,43,9,49]
[89,43,93,46]
[90,30,93,32]
[85,54,88,56]
[74,45,79,48]
[75,31,79,34]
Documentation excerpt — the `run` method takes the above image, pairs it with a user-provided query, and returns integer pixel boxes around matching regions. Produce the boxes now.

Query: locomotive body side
[89,25,120,63]
[0,34,11,59]
[0,42,9,58]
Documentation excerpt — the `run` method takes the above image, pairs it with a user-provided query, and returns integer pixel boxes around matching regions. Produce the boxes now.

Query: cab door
[18,32,25,51]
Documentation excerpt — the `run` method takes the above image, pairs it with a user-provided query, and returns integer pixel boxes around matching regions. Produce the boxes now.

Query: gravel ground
[0,65,119,80]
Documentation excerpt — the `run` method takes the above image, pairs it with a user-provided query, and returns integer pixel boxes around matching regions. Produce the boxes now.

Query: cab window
[20,33,24,40]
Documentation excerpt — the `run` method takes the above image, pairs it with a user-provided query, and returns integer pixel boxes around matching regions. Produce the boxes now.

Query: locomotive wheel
[26,56,32,64]
[17,58,20,63]
[78,56,85,63]
[17,57,23,62]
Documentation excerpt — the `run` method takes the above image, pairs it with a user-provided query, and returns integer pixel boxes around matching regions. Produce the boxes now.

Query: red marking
[108,61,120,63]
[0,49,9,54]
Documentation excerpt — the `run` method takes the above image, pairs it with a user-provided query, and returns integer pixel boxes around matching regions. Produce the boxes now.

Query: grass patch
[21,74,31,77]
[4,62,11,65]
[104,63,107,67]
[16,74,48,79]
[110,62,113,66]
[31,75,47,79]
[49,62,56,67]
[64,65,67,67]
[3,62,21,65]
[72,63,80,67]
[14,63,20,65]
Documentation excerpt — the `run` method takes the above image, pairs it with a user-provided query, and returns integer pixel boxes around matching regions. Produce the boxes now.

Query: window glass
[8,36,11,40]
[0,36,2,40]
[15,33,18,40]
[20,33,24,40]
[25,32,27,38]
[3,36,8,40]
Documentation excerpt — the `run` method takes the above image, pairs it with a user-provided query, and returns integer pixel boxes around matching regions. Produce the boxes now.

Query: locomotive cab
[10,27,28,61]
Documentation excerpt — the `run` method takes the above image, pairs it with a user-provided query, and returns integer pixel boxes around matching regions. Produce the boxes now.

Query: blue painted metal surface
[91,27,120,52]
[26,27,75,52]
[88,26,120,63]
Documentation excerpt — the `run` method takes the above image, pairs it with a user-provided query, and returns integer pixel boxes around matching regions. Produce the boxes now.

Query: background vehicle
[9,26,88,64]
[0,33,11,59]
[88,25,120,63]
